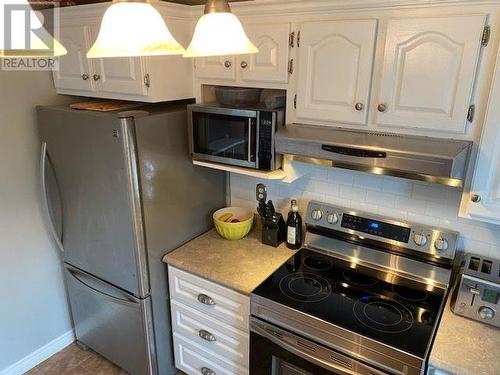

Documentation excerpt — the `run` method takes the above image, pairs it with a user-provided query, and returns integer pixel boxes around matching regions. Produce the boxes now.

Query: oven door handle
[251,318,388,375]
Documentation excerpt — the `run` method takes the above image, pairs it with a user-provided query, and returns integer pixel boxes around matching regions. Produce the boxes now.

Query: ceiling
[29,0,249,7]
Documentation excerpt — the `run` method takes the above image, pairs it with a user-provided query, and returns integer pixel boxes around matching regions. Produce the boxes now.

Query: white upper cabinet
[375,15,486,133]
[195,55,237,81]
[295,20,377,125]
[53,4,193,102]
[239,23,291,84]
[194,23,292,86]
[54,25,96,92]
[87,25,148,97]
[465,46,500,225]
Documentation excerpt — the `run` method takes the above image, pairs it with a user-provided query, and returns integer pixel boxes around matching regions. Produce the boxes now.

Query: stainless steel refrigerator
[37,103,226,375]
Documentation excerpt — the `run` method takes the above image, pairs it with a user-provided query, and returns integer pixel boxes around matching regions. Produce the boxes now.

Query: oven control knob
[434,238,449,252]
[413,233,428,246]
[478,306,495,320]
[327,212,339,225]
[311,209,322,221]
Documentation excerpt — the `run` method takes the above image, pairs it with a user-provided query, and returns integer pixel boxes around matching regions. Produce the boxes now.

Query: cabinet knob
[224,60,232,68]
[240,61,248,69]
[199,329,216,342]
[81,74,89,81]
[93,74,101,81]
[377,103,387,112]
[471,194,481,203]
[201,367,216,375]
[354,102,364,111]
[197,293,215,305]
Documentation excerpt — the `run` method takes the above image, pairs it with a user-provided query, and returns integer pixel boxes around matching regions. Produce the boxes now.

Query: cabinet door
[53,25,95,92]
[239,23,291,84]
[88,25,148,97]
[466,46,500,225]
[376,15,486,133]
[295,20,377,125]
[195,56,236,81]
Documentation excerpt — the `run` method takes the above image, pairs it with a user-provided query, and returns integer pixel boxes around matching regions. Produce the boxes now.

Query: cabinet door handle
[199,329,216,342]
[240,61,248,69]
[377,103,387,112]
[81,73,89,81]
[224,60,232,68]
[354,102,364,111]
[201,367,216,375]
[197,294,215,305]
[471,194,481,203]
[93,74,100,81]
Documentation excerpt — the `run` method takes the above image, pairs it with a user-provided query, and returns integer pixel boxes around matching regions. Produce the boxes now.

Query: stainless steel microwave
[188,103,285,171]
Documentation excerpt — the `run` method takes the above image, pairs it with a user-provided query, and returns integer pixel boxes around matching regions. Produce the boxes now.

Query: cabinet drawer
[171,300,249,367]
[173,332,249,375]
[168,266,249,330]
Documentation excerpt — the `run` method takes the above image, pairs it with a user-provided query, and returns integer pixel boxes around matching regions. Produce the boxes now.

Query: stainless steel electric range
[250,201,459,375]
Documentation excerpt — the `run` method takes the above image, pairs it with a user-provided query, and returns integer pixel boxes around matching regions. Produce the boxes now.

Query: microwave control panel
[257,111,276,170]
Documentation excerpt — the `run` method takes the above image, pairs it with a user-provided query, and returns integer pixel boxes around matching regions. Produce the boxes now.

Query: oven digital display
[341,214,411,243]
[482,289,499,304]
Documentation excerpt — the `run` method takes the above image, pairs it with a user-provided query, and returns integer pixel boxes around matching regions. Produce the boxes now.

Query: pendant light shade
[0,0,67,57]
[183,0,258,58]
[87,1,185,59]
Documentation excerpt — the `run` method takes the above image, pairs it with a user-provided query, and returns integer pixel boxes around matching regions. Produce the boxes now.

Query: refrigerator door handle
[40,142,65,253]
[67,266,140,307]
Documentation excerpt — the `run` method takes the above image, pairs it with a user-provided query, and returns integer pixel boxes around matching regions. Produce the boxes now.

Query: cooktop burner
[253,249,446,358]
[392,284,429,302]
[353,296,414,333]
[343,269,379,287]
[279,273,332,302]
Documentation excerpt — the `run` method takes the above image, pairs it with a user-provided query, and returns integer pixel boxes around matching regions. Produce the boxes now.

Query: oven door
[250,318,390,375]
[190,108,257,168]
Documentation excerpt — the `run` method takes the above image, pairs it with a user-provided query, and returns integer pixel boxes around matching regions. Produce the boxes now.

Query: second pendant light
[184,0,259,58]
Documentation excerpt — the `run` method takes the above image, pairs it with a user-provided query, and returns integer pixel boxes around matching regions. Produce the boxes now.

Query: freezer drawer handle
[201,367,216,375]
[68,268,138,307]
[197,294,216,306]
[199,330,216,342]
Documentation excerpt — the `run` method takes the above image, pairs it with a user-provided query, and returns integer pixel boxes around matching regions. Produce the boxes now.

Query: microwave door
[192,112,257,168]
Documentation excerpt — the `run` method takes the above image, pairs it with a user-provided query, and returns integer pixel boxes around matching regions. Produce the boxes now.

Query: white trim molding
[0,330,75,375]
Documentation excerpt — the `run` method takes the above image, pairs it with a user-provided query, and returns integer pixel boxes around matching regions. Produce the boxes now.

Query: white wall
[230,166,500,258]
[0,70,74,371]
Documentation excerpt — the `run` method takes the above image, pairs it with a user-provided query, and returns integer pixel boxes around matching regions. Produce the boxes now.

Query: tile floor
[25,343,128,375]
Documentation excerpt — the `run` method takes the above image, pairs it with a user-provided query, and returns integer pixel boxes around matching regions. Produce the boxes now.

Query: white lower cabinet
[168,266,250,375]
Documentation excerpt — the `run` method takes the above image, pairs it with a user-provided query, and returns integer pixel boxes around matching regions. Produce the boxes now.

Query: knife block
[261,214,286,247]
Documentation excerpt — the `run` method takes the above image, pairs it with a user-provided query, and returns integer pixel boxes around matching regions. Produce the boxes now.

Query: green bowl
[213,207,254,240]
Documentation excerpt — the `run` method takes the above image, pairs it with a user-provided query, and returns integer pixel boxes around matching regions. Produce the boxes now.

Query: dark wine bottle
[286,200,302,250]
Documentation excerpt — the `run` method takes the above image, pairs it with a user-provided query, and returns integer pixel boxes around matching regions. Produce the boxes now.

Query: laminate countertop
[162,224,297,295]
[429,297,500,375]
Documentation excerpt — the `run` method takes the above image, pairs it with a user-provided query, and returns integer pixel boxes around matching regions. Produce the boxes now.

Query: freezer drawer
[65,265,156,375]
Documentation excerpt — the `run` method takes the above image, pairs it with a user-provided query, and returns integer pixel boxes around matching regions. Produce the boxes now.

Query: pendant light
[0,0,67,57]
[183,0,258,58]
[87,0,185,59]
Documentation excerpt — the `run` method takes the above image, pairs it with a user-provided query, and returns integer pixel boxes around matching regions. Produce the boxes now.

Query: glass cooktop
[252,248,446,358]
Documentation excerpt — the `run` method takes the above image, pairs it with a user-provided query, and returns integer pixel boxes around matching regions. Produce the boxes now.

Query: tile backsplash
[229,165,500,258]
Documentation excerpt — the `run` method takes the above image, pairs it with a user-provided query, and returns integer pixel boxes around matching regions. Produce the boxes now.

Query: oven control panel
[306,201,459,261]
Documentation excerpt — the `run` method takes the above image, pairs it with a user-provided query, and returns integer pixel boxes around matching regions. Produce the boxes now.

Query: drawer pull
[199,329,216,342]
[197,294,216,306]
[201,367,216,375]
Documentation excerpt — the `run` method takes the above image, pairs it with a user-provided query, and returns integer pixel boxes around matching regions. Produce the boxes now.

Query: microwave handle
[247,118,253,163]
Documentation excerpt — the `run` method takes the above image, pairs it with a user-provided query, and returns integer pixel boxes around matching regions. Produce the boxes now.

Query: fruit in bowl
[213,207,254,240]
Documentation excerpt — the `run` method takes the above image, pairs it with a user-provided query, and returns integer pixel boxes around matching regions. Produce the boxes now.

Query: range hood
[276,124,472,188]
